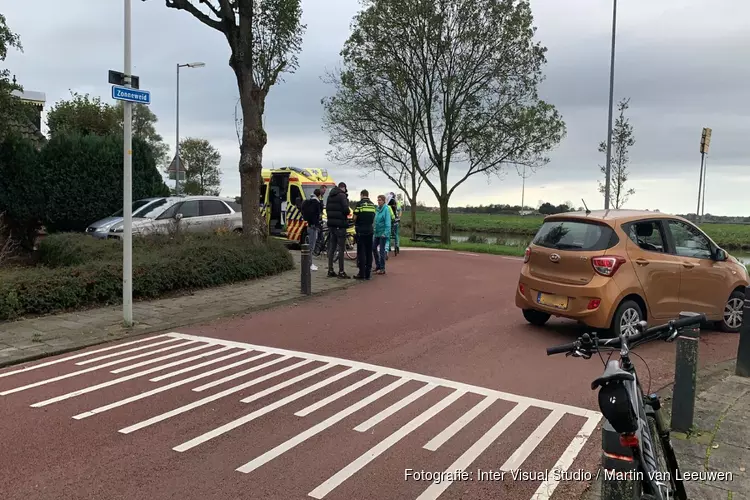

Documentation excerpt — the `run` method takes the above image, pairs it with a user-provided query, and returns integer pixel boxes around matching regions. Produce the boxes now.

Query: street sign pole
[175,63,180,195]
[123,0,133,327]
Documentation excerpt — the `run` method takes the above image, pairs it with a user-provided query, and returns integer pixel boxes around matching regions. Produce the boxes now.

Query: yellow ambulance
[260,166,355,249]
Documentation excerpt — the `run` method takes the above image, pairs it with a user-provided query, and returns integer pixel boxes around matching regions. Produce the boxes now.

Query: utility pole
[697,127,711,223]
[603,0,618,210]
[122,0,133,326]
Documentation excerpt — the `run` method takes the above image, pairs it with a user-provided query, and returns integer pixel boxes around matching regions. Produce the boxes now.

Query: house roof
[11,89,46,107]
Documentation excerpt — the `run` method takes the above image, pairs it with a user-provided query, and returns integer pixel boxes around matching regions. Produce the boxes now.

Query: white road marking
[173,364,343,452]
[530,415,601,500]
[236,378,410,474]
[149,349,245,381]
[119,359,314,434]
[76,338,182,365]
[168,333,597,418]
[423,396,497,451]
[415,403,529,500]
[239,363,339,405]
[294,372,384,416]
[109,342,211,373]
[73,351,271,420]
[0,334,169,379]
[191,355,292,392]
[353,382,437,433]
[501,409,565,471]
[310,389,465,499]
[31,346,231,408]
[8,332,603,500]
[0,341,201,395]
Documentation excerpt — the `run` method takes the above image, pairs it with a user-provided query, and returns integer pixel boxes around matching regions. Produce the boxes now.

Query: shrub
[0,233,294,320]
[37,232,122,267]
[466,234,488,244]
[39,133,170,233]
[0,133,45,248]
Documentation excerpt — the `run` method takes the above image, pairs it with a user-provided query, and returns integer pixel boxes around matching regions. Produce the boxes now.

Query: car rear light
[592,256,626,276]
[519,283,525,295]
[523,247,531,263]
[587,298,601,310]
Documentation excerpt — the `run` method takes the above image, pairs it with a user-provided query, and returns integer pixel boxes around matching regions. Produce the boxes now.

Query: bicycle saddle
[591,360,635,390]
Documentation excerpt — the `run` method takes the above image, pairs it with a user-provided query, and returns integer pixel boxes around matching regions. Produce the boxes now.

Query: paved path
[0,250,741,500]
[0,251,358,367]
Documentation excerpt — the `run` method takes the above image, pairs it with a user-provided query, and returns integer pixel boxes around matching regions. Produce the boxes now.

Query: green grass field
[400,212,750,250]
[400,237,525,257]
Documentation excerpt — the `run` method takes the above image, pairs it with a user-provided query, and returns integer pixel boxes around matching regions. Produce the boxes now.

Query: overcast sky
[3,0,749,215]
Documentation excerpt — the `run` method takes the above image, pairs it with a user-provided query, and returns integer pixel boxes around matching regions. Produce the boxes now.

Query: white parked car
[107,196,242,239]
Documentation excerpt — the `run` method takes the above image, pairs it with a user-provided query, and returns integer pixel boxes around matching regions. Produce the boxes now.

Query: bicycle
[310,221,356,262]
[546,312,706,500]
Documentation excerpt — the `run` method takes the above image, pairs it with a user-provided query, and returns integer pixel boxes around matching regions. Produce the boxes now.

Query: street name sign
[112,85,151,105]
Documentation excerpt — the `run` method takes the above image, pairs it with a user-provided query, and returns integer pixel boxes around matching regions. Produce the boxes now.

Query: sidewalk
[582,359,750,500]
[0,251,359,368]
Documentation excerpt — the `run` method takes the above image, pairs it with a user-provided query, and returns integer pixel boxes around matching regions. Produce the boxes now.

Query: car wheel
[719,290,744,333]
[523,309,550,326]
[611,300,644,337]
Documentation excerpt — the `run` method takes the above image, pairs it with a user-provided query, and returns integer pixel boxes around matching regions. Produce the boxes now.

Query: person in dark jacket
[301,189,323,270]
[325,182,350,278]
[352,189,376,280]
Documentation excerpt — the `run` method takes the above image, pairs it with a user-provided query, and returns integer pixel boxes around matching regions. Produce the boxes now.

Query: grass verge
[400,237,525,257]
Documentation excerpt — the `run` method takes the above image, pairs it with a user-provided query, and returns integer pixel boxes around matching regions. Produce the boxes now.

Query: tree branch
[165,0,224,31]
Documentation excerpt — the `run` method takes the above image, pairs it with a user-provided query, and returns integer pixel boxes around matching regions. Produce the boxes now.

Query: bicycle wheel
[648,412,687,500]
[345,234,356,260]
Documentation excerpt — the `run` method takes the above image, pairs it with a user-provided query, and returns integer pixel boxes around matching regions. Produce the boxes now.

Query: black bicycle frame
[599,336,686,500]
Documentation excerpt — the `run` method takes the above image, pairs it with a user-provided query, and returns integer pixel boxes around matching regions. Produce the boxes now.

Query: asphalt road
[0,249,740,500]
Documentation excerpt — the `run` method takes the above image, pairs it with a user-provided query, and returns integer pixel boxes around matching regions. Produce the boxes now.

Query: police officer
[352,189,376,280]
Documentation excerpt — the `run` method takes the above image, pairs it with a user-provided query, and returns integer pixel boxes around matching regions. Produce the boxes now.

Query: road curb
[0,278,362,370]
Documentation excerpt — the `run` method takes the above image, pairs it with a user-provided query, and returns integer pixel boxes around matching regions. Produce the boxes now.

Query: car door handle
[682,262,695,269]
[635,258,649,266]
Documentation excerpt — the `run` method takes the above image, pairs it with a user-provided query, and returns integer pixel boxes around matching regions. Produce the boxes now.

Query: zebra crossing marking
[0,332,602,500]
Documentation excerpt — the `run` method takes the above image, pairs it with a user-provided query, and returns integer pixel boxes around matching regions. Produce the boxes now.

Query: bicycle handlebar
[545,312,706,357]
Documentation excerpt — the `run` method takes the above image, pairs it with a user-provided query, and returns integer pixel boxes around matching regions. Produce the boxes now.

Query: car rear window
[532,220,617,251]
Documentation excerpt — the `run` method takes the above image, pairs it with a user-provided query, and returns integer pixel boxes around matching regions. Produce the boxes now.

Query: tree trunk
[235,68,267,243]
[439,197,450,244]
[410,165,418,239]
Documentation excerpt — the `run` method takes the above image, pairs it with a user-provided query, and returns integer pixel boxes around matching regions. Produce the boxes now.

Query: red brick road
[0,249,739,500]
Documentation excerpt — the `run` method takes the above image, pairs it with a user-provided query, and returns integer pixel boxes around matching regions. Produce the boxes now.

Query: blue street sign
[111,85,151,105]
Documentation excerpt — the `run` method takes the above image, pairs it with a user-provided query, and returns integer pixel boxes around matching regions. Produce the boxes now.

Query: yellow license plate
[537,292,569,310]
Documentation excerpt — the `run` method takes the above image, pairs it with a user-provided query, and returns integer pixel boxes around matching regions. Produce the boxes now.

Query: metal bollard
[300,244,312,295]
[736,286,750,377]
[671,311,701,433]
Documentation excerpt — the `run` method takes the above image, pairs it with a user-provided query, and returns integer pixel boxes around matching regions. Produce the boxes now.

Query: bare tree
[322,67,434,239]
[324,0,566,243]
[160,0,305,242]
[598,98,636,209]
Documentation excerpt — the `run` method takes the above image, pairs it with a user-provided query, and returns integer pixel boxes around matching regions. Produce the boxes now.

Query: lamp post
[123,0,133,326]
[603,0,618,210]
[175,62,205,194]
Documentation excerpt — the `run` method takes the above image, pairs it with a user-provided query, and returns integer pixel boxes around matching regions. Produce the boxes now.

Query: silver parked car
[107,196,243,239]
[86,198,169,239]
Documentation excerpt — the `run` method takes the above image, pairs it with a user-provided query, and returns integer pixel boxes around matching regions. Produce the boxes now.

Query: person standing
[325,182,350,278]
[373,194,392,275]
[352,189,376,280]
[301,189,323,271]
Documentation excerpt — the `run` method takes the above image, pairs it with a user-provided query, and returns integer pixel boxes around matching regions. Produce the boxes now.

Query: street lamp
[175,62,206,194]
[603,0,618,210]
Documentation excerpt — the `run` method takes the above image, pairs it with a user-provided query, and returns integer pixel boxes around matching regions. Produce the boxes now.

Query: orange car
[516,210,748,336]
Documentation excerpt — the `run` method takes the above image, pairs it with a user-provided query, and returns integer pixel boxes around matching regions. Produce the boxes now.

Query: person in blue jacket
[373,194,392,275]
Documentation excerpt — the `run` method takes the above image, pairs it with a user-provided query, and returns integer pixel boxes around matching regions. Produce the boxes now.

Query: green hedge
[0,233,294,320]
